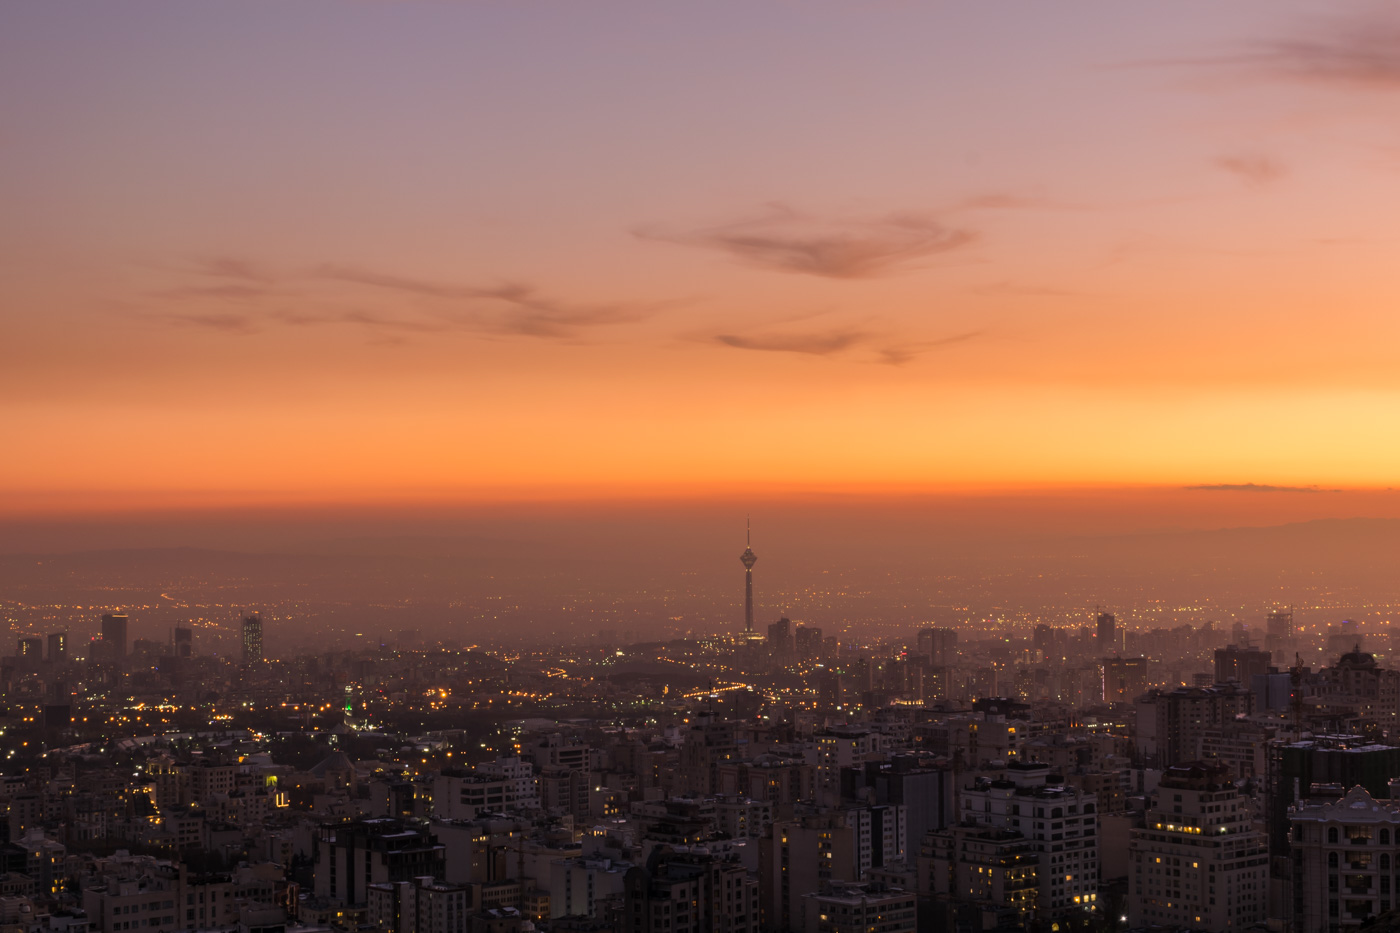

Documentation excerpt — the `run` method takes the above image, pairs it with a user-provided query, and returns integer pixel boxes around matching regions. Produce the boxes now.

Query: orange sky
[4,2,1400,522]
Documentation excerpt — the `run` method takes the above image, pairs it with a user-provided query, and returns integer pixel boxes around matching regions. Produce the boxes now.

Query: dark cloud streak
[155,258,669,342]
[1185,483,1340,493]
[638,206,976,279]
[1214,154,1286,186]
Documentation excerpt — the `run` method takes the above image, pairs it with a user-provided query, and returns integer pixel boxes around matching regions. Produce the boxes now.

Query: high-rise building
[101,613,128,660]
[956,763,1100,920]
[1214,644,1271,684]
[1267,608,1294,640]
[1290,786,1400,931]
[1128,761,1267,931]
[740,520,757,635]
[242,614,264,665]
[795,624,823,659]
[923,822,1040,924]
[16,637,43,661]
[173,626,192,658]
[917,627,958,666]
[1096,612,1117,651]
[1134,683,1256,768]
[624,847,759,933]
[1102,656,1149,704]
[761,808,900,932]
[314,819,445,905]
[767,617,793,656]
[47,632,66,664]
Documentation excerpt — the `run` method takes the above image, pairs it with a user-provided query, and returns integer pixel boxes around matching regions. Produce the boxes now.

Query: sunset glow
[6,2,1400,520]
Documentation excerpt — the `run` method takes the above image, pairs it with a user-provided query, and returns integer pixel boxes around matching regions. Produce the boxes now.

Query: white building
[1128,761,1267,930]
[959,762,1099,918]
[1290,785,1400,931]
[473,757,538,810]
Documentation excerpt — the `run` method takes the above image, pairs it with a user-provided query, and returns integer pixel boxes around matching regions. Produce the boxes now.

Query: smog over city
[4,4,1400,933]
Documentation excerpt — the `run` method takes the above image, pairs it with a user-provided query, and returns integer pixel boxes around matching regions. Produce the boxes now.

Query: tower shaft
[745,568,754,633]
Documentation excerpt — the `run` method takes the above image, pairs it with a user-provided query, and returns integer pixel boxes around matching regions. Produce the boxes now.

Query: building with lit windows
[1289,786,1400,932]
[1128,761,1267,930]
[957,762,1099,919]
[922,822,1039,919]
[803,882,915,933]
[242,614,264,665]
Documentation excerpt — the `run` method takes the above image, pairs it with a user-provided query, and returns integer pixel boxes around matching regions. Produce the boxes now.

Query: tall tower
[740,519,757,634]
[242,613,264,665]
[102,613,128,661]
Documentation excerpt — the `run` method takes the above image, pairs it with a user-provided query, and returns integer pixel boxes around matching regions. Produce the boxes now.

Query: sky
[6,1,1400,531]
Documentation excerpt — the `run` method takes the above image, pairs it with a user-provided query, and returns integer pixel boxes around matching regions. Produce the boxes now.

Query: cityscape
[7,3,1400,933]
[1,530,1399,933]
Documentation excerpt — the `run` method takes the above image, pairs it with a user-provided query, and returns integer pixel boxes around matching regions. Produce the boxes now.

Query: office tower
[242,614,264,665]
[1290,787,1400,931]
[1267,608,1294,640]
[740,520,757,634]
[47,632,66,664]
[1214,644,1271,684]
[16,637,42,661]
[767,617,793,656]
[1102,656,1149,704]
[101,613,128,660]
[917,627,958,665]
[1096,611,1116,651]
[173,626,192,658]
[1129,761,1267,931]
[795,624,822,659]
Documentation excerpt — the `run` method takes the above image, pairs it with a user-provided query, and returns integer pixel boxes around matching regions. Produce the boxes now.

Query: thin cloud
[972,281,1079,298]
[156,258,669,342]
[638,205,976,279]
[1145,11,1400,91]
[1215,154,1287,186]
[1250,16,1400,89]
[715,330,868,357]
[319,265,665,338]
[1185,483,1340,493]
[876,330,984,366]
[713,327,982,364]
[193,258,275,282]
[162,312,260,334]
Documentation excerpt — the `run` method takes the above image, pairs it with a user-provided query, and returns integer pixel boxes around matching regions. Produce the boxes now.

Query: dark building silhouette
[173,626,193,658]
[917,627,958,666]
[1214,644,1271,684]
[794,624,822,659]
[1096,612,1117,652]
[1102,656,1149,703]
[101,613,128,660]
[766,617,793,656]
[47,632,66,664]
